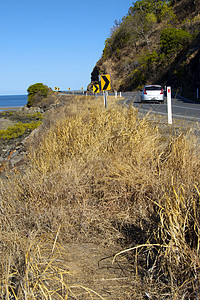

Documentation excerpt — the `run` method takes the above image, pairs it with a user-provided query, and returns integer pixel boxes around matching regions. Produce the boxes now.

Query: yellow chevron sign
[93,84,100,93]
[100,74,111,91]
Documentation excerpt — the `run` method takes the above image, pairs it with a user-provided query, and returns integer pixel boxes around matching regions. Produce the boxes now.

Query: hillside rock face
[185,32,200,88]
[90,0,200,98]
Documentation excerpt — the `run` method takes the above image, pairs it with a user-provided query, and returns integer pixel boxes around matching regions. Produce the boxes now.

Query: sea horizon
[0,94,28,110]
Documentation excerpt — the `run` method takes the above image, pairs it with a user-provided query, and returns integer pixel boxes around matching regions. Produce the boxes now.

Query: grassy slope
[0,95,200,299]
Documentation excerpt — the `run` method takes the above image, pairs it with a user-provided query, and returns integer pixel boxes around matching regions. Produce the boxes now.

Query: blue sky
[0,0,132,95]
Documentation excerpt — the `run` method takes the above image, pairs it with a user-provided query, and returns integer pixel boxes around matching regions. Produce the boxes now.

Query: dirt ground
[62,243,135,299]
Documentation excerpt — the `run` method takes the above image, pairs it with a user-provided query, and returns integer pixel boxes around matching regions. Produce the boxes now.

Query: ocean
[0,95,27,111]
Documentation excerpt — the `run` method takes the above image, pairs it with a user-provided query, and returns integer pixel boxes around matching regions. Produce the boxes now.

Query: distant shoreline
[0,107,22,112]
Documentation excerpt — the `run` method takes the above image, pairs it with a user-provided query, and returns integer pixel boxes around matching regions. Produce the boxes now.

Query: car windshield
[145,86,161,91]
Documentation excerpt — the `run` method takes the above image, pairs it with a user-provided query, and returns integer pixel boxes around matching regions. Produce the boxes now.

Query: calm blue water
[0,95,27,109]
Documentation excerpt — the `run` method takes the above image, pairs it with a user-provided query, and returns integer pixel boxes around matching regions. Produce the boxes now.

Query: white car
[141,85,164,103]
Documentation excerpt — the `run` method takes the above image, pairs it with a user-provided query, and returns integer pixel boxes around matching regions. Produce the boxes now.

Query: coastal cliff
[90,0,200,99]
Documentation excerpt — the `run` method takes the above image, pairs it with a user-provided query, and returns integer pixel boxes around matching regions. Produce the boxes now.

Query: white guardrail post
[167,86,172,125]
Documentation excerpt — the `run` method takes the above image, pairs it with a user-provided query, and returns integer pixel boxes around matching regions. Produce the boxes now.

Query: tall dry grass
[0,95,199,298]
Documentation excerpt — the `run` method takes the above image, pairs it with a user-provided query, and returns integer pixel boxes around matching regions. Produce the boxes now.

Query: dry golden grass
[0,95,200,299]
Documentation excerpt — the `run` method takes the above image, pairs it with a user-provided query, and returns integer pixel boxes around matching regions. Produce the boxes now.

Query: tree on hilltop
[27,83,51,107]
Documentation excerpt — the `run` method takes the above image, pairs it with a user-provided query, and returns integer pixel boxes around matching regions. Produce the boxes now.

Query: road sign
[100,74,111,91]
[93,84,100,93]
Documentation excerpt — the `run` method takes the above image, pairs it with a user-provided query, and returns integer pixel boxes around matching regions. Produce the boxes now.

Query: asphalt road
[61,90,200,123]
[121,92,200,123]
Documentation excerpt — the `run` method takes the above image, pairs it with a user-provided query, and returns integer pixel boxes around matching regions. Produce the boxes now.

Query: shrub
[103,27,130,59]
[27,83,50,107]
[160,27,192,55]
[129,0,176,23]
[0,121,42,139]
[130,68,146,88]
[27,112,44,119]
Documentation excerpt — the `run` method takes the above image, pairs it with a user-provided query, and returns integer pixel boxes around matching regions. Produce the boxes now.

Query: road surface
[120,92,200,122]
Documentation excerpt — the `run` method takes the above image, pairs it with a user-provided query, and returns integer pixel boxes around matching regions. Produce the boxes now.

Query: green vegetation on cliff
[160,27,192,55]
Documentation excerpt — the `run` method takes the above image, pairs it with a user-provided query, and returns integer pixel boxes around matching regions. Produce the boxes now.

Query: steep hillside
[90,0,200,98]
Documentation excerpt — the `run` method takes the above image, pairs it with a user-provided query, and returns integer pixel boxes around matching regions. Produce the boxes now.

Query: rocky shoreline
[0,93,74,176]
[0,106,43,177]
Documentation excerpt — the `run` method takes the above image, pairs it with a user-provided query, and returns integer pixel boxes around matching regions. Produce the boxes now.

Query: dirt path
[63,243,135,299]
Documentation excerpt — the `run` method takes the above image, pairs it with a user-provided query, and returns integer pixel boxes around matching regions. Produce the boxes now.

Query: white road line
[172,104,200,111]
[139,108,200,121]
